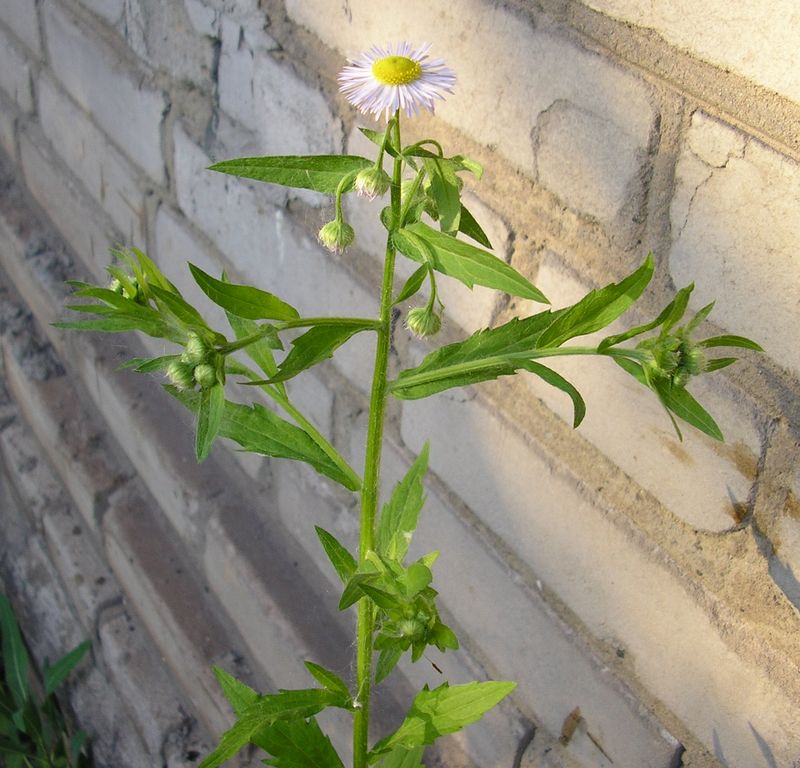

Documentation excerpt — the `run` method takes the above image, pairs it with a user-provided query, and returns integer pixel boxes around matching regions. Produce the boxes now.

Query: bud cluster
[639,331,706,388]
[109,275,146,305]
[167,332,224,391]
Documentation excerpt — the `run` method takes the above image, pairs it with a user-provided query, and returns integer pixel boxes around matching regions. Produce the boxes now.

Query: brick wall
[0,1,798,767]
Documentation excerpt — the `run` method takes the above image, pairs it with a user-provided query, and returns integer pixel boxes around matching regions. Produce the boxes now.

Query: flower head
[338,43,456,119]
[354,166,391,200]
[406,305,442,338]
[318,219,355,253]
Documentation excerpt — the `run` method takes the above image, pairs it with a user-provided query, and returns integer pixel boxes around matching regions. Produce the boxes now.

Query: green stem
[353,112,402,768]
[278,316,382,331]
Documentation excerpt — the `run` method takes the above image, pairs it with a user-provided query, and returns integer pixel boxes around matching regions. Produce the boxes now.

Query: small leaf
[703,357,738,372]
[374,747,425,768]
[195,383,225,462]
[199,689,347,768]
[375,647,403,685]
[394,266,428,305]
[370,681,516,757]
[458,204,492,249]
[338,573,376,611]
[256,716,345,768]
[314,527,357,584]
[208,155,374,194]
[0,595,29,709]
[190,264,299,321]
[654,381,724,441]
[449,154,483,179]
[393,223,548,303]
[213,667,259,716]
[303,662,350,700]
[697,334,763,351]
[118,355,180,373]
[150,284,208,331]
[537,255,654,349]
[43,641,90,696]
[423,158,460,235]
[226,312,285,397]
[376,444,429,561]
[360,127,399,158]
[519,361,586,428]
[359,583,400,611]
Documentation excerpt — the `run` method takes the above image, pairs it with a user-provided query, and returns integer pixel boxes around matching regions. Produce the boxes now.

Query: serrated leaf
[391,310,564,400]
[423,158,460,235]
[43,641,90,696]
[394,266,428,305]
[199,688,347,768]
[208,156,374,194]
[315,527,357,584]
[303,662,350,699]
[256,716,345,768]
[213,667,259,716]
[376,445,429,561]
[167,387,359,490]
[0,595,29,709]
[375,647,403,685]
[697,334,763,351]
[370,681,516,757]
[195,383,225,462]
[393,223,548,303]
[519,361,586,428]
[537,255,654,349]
[190,264,299,321]
[458,204,492,249]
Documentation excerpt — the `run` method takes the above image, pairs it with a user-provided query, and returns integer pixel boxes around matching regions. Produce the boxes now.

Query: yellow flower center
[372,55,422,86]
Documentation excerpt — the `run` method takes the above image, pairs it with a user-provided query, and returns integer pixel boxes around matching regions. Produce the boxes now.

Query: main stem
[353,113,402,768]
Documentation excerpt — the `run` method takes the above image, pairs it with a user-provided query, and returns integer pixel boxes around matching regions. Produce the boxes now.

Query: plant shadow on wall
[58,42,760,768]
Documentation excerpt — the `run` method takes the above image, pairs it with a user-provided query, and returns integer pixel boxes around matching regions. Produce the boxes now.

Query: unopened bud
[182,332,209,365]
[354,166,391,200]
[406,306,442,338]
[166,360,196,391]
[193,363,217,390]
[318,219,355,253]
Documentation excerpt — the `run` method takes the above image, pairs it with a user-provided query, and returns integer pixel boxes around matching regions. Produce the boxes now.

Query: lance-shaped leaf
[199,688,348,768]
[394,265,428,305]
[150,284,209,333]
[393,222,548,303]
[369,681,516,758]
[375,647,403,685]
[43,641,90,696]
[536,254,654,349]
[256,716,345,768]
[190,264,299,321]
[213,667,259,716]
[195,383,225,462]
[376,444,429,561]
[303,662,350,700]
[315,527,357,584]
[423,158,460,234]
[0,595,29,708]
[226,311,286,398]
[208,155,374,194]
[167,387,359,490]
[697,334,763,351]
[458,204,492,249]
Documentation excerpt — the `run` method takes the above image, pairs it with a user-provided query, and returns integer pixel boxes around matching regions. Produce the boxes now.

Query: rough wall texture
[0,1,798,767]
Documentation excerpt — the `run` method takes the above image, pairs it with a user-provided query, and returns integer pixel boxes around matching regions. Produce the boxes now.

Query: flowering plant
[60,43,760,767]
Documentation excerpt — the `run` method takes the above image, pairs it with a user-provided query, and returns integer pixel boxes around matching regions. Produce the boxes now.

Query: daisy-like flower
[338,42,456,119]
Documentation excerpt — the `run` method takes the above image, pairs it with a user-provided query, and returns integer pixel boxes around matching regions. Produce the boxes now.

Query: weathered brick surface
[670,112,800,377]
[0,93,17,161]
[0,25,34,113]
[43,2,168,182]
[0,0,42,55]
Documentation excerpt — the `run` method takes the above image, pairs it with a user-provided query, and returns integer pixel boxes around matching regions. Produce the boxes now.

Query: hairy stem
[353,113,402,768]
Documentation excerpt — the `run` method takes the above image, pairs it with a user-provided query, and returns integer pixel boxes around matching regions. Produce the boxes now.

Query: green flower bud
[318,219,355,253]
[354,166,391,200]
[181,332,209,365]
[166,360,196,391]
[193,363,217,390]
[109,278,124,295]
[406,306,442,338]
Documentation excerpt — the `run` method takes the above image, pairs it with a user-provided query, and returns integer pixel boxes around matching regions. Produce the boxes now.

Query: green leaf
[375,647,403,685]
[190,264,299,321]
[360,127,399,158]
[269,324,371,384]
[303,662,350,699]
[213,667,259,716]
[195,383,225,462]
[519,361,586,428]
[338,573,376,610]
[537,255,654,349]
[660,283,694,334]
[54,315,174,338]
[374,746,425,768]
[423,158,460,234]
[697,334,763,351]
[391,310,563,399]
[208,156,374,194]
[167,388,359,490]
[199,689,347,768]
[0,595,29,709]
[653,381,724,441]
[359,583,400,611]
[118,355,180,373]
[458,204,492,249]
[314,527,357,584]
[43,641,90,696]
[450,155,483,179]
[370,681,516,758]
[598,283,694,352]
[150,284,208,332]
[703,357,738,372]
[256,717,345,768]
[393,223,548,303]
[376,445,429,561]
[70,730,88,764]
[394,266,428,305]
